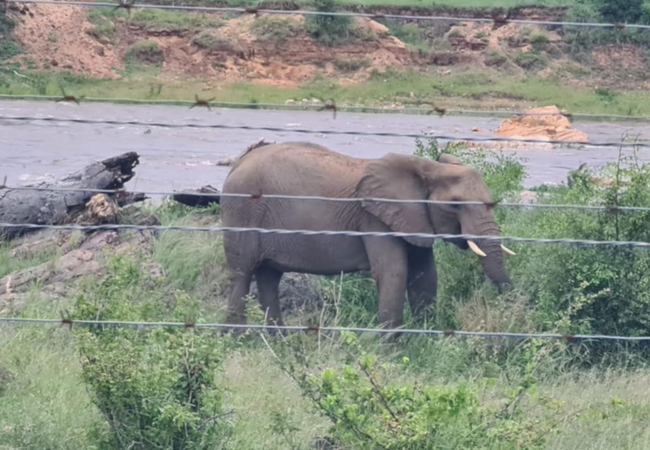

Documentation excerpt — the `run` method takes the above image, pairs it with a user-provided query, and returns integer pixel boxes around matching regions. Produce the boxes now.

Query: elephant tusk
[501,244,516,256]
[467,240,486,257]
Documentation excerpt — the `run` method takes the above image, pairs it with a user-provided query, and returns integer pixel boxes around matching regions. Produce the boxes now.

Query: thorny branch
[258,331,386,449]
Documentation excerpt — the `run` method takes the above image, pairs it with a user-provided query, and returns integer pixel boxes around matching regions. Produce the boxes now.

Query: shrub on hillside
[124,40,165,67]
[251,15,303,43]
[599,0,645,23]
[72,256,232,449]
[306,0,373,46]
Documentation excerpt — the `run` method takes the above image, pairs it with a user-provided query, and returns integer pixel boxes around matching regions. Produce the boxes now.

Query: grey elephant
[220,141,514,329]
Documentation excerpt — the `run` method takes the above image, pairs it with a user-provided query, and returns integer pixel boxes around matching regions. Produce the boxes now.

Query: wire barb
[3,222,650,249]
[189,94,216,111]
[113,0,136,16]
[4,114,646,148]
[317,101,337,119]
[56,87,82,105]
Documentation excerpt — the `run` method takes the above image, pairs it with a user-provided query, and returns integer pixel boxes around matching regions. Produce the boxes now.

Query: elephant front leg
[407,245,437,320]
[362,235,408,329]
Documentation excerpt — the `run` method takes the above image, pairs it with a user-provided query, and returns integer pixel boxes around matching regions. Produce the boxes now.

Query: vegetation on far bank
[2,67,650,116]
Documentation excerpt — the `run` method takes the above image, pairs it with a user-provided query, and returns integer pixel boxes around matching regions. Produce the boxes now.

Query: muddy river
[1,100,649,197]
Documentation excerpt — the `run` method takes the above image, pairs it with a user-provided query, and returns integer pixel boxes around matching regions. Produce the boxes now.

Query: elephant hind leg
[226,269,253,326]
[255,266,284,333]
[407,245,437,321]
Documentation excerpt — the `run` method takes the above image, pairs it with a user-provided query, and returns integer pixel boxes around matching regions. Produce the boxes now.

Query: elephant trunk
[465,217,513,291]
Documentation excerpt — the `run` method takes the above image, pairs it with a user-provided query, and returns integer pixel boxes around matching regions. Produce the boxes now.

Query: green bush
[485,50,508,67]
[251,15,303,43]
[0,40,21,62]
[514,51,547,70]
[72,256,232,449]
[124,40,165,67]
[530,33,549,51]
[306,0,371,46]
[276,332,554,450]
[599,0,644,23]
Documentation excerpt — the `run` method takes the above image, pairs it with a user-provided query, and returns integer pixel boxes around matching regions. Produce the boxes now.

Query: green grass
[2,67,650,116]
[250,15,304,43]
[0,242,61,279]
[131,9,224,31]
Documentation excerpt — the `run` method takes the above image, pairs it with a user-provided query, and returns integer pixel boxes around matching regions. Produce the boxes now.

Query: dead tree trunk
[172,185,221,208]
[0,152,145,240]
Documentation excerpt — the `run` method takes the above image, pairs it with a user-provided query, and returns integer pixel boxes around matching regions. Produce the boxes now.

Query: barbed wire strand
[6,0,650,30]
[3,222,650,249]
[1,317,649,342]
[4,184,650,213]
[1,95,648,122]
[1,115,648,148]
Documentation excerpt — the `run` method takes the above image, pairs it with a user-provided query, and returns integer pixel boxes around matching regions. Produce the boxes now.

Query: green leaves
[71,256,231,449]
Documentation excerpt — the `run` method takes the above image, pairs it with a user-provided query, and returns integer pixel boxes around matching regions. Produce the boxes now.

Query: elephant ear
[437,153,463,165]
[356,154,435,247]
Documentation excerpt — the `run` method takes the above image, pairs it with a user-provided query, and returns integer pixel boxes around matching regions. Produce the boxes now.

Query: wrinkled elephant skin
[220,142,512,329]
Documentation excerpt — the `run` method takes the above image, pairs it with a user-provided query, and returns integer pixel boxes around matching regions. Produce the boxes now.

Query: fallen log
[172,185,221,208]
[0,152,145,240]
[171,138,274,208]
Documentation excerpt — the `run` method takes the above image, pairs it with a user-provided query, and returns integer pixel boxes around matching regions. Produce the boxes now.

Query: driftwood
[0,152,145,240]
[172,185,221,208]
[171,138,274,208]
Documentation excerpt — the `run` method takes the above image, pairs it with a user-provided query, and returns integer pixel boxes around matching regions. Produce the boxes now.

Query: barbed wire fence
[2,114,650,147]
[2,0,650,345]
[6,0,650,30]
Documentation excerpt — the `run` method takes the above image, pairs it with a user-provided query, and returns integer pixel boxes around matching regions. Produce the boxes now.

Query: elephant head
[356,152,513,290]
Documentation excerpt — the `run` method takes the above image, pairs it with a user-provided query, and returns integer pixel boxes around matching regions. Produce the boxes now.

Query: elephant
[220,141,514,330]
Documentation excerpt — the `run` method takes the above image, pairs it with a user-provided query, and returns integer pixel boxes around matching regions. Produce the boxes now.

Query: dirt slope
[7,4,415,84]
[9,4,121,78]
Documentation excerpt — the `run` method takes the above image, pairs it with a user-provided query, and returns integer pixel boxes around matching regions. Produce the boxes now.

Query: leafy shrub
[72,256,232,449]
[0,41,21,62]
[124,40,165,67]
[274,332,554,450]
[251,15,303,43]
[530,33,549,50]
[384,22,429,52]
[599,0,645,23]
[306,0,371,46]
[514,51,547,70]
[0,10,16,37]
[87,8,118,38]
[0,11,21,62]
[485,50,508,67]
